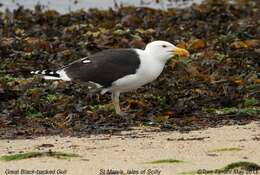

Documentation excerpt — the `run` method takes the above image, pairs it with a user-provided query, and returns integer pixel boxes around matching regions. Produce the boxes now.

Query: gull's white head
[144,40,189,63]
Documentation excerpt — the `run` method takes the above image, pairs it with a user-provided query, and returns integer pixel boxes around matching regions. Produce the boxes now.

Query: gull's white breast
[111,49,165,92]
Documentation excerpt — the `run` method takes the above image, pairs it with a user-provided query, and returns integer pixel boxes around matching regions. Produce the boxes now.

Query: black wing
[63,49,141,87]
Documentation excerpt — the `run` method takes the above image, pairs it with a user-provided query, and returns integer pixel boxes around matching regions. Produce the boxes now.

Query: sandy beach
[1,122,259,175]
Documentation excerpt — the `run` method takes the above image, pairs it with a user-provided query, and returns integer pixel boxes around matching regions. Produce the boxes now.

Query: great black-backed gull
[31,41,189,116]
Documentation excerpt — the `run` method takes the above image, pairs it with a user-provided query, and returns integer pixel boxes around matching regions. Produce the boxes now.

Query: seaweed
[0,0,259,138]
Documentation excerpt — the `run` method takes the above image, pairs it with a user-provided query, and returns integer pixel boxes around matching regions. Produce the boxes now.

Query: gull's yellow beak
[172,47,190,58]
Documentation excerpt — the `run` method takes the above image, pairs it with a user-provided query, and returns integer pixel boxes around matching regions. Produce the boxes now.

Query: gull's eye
[162,45,167,48]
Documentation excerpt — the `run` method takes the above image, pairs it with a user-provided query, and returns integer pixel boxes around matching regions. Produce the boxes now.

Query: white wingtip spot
[42,70,46,74]
[49,71,54,75]
[43,76,61,80]
[31,71,35,74]
[83,59,91,64]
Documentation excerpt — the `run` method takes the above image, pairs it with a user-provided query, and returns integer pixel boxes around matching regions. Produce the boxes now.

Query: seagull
[31,40,189,116]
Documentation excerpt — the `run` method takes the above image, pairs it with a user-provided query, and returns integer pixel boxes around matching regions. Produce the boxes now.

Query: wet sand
[0,0,203,13]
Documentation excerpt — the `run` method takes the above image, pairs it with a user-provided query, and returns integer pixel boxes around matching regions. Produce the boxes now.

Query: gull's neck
[143,49,168,65]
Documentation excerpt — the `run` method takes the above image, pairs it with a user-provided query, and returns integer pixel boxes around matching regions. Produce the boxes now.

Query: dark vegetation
[146,159,183,164]
[180,161,260,174]
[0,150,79,161]
[0,0,259,138]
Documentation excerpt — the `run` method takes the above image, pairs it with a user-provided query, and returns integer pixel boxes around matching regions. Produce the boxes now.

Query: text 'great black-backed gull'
[31,41,189,116]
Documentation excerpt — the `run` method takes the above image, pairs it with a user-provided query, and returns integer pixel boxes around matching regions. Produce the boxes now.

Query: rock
[24,37,50,51]
[129,39,145,49]
[231,40,260,49]
[121,14,142,27]
[0,37,15,47]
[190,39,206,50]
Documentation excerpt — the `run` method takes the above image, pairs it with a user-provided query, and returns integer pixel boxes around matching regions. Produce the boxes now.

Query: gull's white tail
[31,69,71,81]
